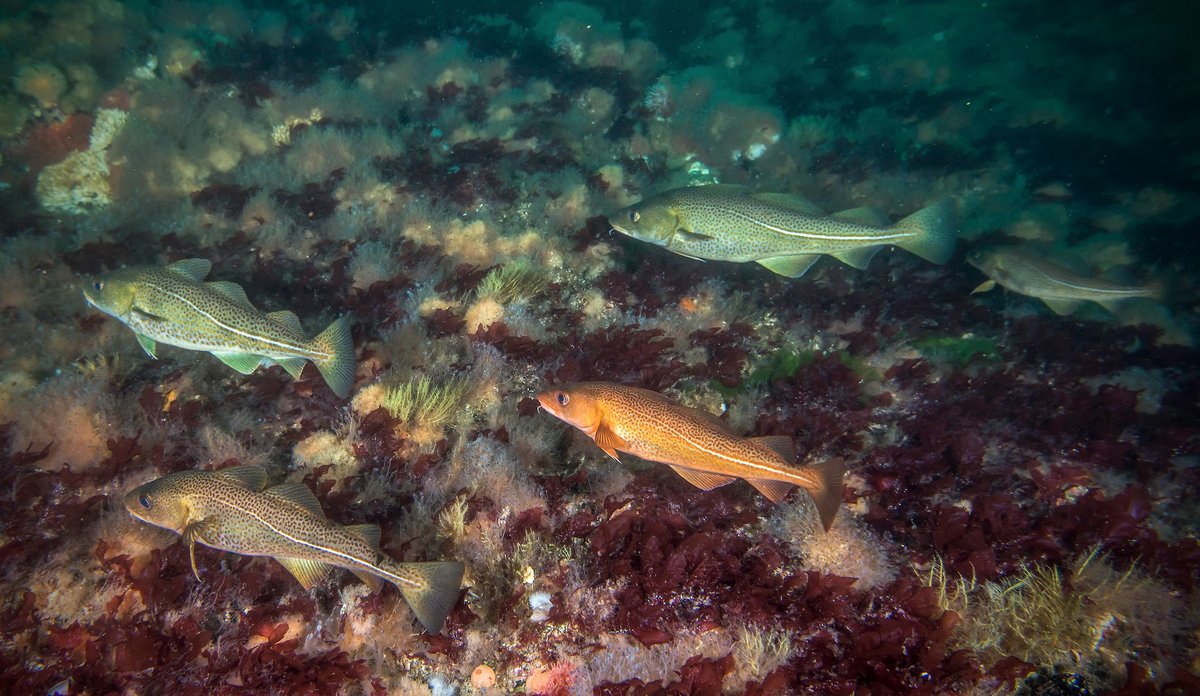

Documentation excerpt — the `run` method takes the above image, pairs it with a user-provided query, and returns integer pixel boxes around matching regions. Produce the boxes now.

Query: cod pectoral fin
[676,227,715,241]
[182,519,214,581]
[214,352,263,374]
[971,279,996,294]
[668,465,737,491]
[757,255,820,278]
[592,424,627,460]
[277,557,333,590]
[135,333,158,359]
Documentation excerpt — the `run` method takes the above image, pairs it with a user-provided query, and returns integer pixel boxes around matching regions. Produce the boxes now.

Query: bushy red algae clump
[550,325,686,390]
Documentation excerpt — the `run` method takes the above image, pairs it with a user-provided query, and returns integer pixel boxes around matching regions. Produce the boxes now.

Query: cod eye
[628,210,640,223]
[556,392,569,407]
[138,494,151,509]
[93,281,104,292]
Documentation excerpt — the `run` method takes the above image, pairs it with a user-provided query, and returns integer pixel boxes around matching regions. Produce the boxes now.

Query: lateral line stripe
[239,506,421,589]
[1027,265,1143,296]
[676,430,801,481]
[721,208,916,242]
[620,399,805,483]
[147,281,330,359]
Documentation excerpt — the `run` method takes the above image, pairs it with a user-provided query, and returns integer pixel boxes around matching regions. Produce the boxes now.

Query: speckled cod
[968,246,1162,316]
[609,184,956,278]
[83,258,355,398]
[537,382,846,530]
[125,466,466,634]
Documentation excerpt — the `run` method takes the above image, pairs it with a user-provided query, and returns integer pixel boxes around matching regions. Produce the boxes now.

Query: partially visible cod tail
[810,457,848,532]
[387,560,466,633]
[310,316,355,399]
[893,200,957,265]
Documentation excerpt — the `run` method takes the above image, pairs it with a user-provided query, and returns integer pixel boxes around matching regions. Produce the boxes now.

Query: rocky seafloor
[0,0,1198,694]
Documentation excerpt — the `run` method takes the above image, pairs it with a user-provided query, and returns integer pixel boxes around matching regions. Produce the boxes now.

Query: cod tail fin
[310,316,355,399]
[809,456,848,532]
[389,561,466,634]
[893,200,957,265]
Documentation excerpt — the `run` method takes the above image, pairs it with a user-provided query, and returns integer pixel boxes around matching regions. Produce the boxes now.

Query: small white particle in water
[529,591,553,622]
[429,675,457,696]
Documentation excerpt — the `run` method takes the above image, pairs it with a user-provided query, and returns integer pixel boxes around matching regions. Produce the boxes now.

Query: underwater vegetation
[0,0,1197,694]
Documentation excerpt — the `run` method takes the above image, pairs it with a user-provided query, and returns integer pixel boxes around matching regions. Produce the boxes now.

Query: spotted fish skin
[609,184,956,278]
[968,246,1161,316]
[537,382,846,530]
[83,258,355,398]
[125,466,465,633]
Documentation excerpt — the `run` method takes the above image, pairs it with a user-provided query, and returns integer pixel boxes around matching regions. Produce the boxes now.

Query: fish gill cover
[0,0,1198,694]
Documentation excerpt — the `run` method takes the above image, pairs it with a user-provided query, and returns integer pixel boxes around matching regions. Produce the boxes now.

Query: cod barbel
[83,258,355,398]
[537,382,846,530]
[126,465,465,633]
[609,184,956,278]
[968,246,1161,316]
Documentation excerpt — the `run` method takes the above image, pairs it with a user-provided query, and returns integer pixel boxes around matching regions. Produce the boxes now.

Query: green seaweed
[382,374,472,426]
[475,260,548,304]
[744,348,816,388]
[911,334,1000,367]
[834,350,881,383]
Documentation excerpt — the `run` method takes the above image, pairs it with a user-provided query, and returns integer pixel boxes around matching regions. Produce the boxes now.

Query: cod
[968,246,1162,315]
[126,465,465,634]
[609,184,956,278]
[83,258,355,398]
[538,382,846,531]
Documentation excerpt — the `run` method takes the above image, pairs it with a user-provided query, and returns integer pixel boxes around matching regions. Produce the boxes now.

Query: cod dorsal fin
[750,192,824,215]
[674,405,734,433]
[831,206,891,227]
[215,352,263,375]
[749,435,797,464]
[745,478,796,504]
[265,481,325,516]
[206,281,255,309]
[668,465,737,491]
[626,386,679,405]
[217,464,268,491]
[831,246,882,270]
[757,254,821,278]
[266,310,304,334]
[345,523,382,553]
[276,557,332,589]
[167,258,212,281]
[593,424,627,460]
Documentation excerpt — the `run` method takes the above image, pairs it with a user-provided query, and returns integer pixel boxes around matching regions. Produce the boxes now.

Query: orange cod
[537,382,846,530]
